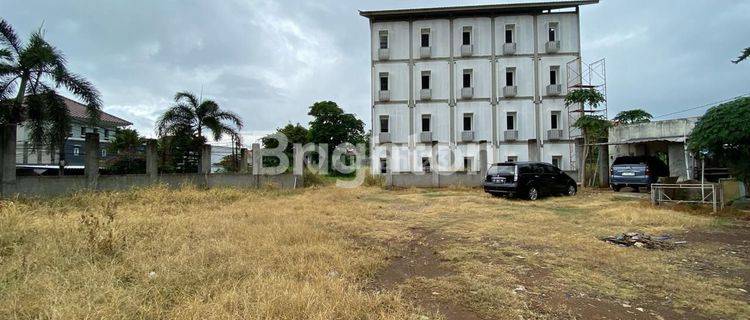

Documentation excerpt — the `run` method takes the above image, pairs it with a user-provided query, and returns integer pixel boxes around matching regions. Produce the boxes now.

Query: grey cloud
[1,0,748,142]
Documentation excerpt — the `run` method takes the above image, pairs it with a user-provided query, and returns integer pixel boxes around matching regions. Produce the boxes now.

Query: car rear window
[488,165,515,175]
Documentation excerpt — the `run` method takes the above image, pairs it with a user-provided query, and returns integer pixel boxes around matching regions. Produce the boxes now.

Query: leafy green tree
[307,101,365,172]
[0,19,101,174]
[156,91,243,142]
[613,109,653,125]
[732,47,749,64]
[688,97,750,193]
[261,123,309,168]
[105,128,146,173]
[564,88,607,184]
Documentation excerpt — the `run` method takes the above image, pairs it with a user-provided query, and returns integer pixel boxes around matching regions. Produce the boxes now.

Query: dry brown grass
[1,185,747,319]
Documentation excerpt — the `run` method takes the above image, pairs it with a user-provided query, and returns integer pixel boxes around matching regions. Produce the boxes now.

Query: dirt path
[371,227,483,320]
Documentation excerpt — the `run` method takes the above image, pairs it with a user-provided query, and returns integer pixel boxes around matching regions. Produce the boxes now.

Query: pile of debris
[600,232,686,250]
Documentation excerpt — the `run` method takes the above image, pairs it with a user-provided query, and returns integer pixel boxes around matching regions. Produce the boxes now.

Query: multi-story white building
[361,0,597,175]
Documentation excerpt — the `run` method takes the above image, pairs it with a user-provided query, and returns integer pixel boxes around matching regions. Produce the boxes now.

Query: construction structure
[360,1,600,178]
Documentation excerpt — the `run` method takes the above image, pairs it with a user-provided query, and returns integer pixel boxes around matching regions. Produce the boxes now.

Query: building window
[508,156,518,162]
[379,115,389,133]
[505,24,514,44]
[101,149,107,157]
[421,71,430,90]
[73,146,80,156]
[551,111,561,129]
[552,155,562,168]
[421,114,431,132]
[548,22,558,42]
[464,157,474,172]
[379,72,389,91]
[462,69,472,88]
[380,158,388,174]
[80,127,86,137]
[104,129,110,139]
[505,67,515,86]
[550,66,559,85]
[506,112,516,130]
[422,157,431,173]
[463,113,473,131]
[379,30,388,49]
[421,28,430,47]
[462,26,472,45]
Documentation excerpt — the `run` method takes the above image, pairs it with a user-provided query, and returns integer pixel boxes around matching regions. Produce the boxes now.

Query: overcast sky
[2,0,748,144]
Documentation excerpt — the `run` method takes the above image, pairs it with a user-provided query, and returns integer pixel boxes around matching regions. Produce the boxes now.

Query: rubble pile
[600,232,686,250]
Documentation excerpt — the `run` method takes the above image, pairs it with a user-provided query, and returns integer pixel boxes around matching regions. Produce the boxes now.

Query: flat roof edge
[359,1,598,19]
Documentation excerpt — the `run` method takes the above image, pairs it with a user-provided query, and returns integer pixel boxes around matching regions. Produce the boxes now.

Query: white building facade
[361,1,597,174]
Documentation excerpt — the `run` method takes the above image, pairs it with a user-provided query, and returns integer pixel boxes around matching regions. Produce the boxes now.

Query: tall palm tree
[156,91,243,142]
[0,19,101,174]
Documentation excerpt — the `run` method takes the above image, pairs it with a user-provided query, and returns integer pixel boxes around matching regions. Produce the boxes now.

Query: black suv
[483,162,577,200]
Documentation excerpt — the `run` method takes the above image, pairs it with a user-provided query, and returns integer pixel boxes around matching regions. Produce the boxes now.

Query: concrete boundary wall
[0,126,302,198]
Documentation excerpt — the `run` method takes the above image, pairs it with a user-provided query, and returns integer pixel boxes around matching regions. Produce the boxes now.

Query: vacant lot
[1,185,748,319]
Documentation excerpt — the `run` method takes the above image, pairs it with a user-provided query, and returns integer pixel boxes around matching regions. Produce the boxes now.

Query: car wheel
[612,185,621,192]
[632,187,640,193]
[565,184,577,196]
[527,186,539,201]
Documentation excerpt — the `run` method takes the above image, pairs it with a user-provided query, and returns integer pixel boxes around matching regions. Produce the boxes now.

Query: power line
[651,93,750,120]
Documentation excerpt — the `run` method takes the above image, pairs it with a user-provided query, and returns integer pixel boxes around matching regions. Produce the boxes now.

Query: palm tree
[613,109,653,125]
[155,91,243,142]
[564,88,606,186]
[0,19,101,174]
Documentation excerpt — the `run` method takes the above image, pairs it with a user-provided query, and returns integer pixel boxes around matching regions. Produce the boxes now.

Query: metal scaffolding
[565,57,607,171]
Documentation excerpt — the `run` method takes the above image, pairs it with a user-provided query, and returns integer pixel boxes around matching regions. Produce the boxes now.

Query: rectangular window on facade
[462,26,472,45]
[551,111,561,129]
[101,149,107,157]
[505,68,515,86]
[508,156,518,162]
[550,66,559,85]
[505,25,514,43]
[379,30,388,49]
[379,73,389,91]
[552,155,562,168]
[421,71,430,90]
[380,158,388,174]
[379,116,389,133]
[463,113,473,131]
[421,114,431,132]
[422,157,431,173]
[506,112,516,130]
[80,127,86,137]
[464,157,473,172]
[73,146,80,156]
[104,129,109,139]
[421,28,430,47]
[462,69,472,88]
[548,22,558,42]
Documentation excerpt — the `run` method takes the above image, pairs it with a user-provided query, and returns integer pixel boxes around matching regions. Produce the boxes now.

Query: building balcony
[502,86,517,98]
[502,42,516,55]
[461,87,474,99]
[461,44,473,57]
[461,131,475,142]
[379,132,391,143]
[546,84,562,96]
[420,132,433,143]
[547,129,563,140]
[504,130,518,141]
[379,90,391,101]
[378,48,390,60]
[420,46,431,58]
[545,41,560,53]
[420,89,432,100]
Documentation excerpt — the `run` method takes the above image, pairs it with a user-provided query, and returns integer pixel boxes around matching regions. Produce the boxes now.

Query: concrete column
[292,144,304,175]
[145,139,158,181]
[597,144,609,187]
[239,148,249,173]
[84,133,99,189]
[251,143,261,175]
[431,143,439,187]
[199,144,211,175]
[479,142,488,177]
[22,141,28,164]
[1,124,18,195]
